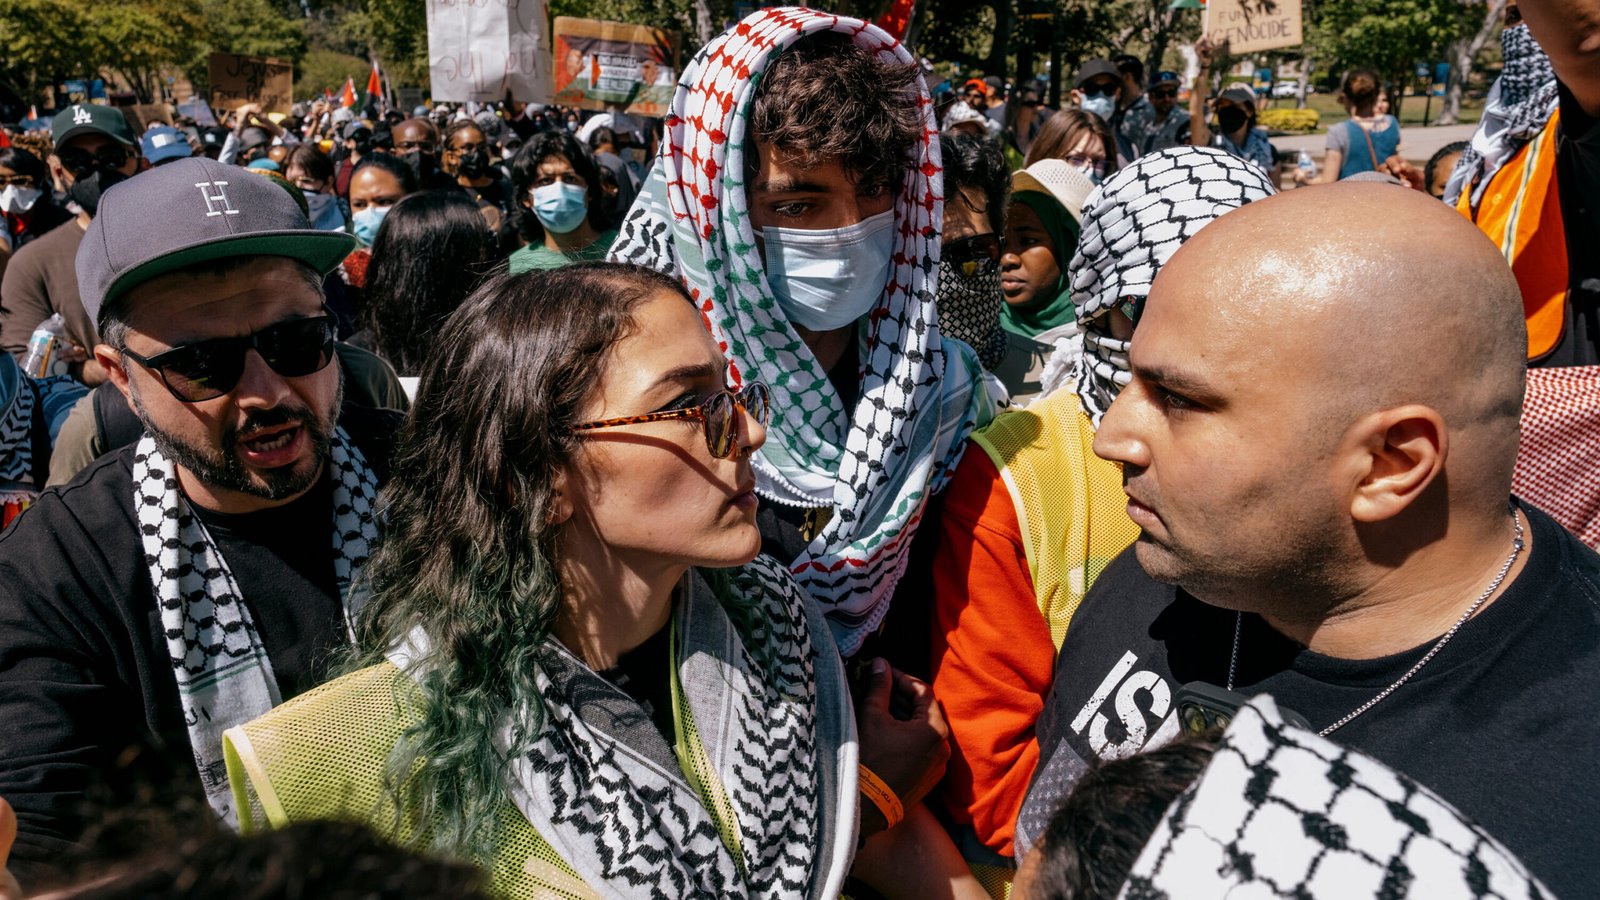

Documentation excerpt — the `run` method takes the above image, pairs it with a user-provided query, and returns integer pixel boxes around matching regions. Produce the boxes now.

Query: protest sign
[1204,0,1302,55]
[551,17,679,118]
[208,53,294,114]
[426,0,552,103]
[121,104,173,135]
[176,98,219,127]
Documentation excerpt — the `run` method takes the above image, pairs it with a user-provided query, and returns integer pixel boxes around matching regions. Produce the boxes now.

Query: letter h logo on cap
[195,180,241,217]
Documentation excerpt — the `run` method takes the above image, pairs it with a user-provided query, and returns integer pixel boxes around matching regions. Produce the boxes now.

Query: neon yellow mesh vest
[964,390,1139,900]
[223,663,598,900]
[970,390,1140,650]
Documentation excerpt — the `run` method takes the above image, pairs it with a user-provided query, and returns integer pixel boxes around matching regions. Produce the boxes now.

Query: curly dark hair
[940,130,1010,235]
[748,31,924,192]
[1025,733,1220,900]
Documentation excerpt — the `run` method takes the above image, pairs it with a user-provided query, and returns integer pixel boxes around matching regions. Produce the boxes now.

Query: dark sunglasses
[58,143,129,178]
[1150,87,1179,98]
[121,311,338,403]
[571,382,771,459]
[1081,83,1118,98]
[944,233,1002,276]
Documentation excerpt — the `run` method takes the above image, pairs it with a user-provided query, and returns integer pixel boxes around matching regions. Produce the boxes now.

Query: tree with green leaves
[1306,0,1478,116]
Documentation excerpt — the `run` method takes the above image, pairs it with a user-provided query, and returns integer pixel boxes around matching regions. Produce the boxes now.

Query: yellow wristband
[858,763,904,831]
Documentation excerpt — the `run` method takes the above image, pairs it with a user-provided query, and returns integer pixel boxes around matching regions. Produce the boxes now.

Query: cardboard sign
[208,53,294,114]
[121,103,173,135]
[1204,0,1302,54]
[176,98,219,127]
[551,17,679,118]
[426,0,552,103]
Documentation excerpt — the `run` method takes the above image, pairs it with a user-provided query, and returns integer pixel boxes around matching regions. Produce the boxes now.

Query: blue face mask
[1080,94,1116,122]
[352,204,390,245]
[762,209,896,332]
[532,182,589,234]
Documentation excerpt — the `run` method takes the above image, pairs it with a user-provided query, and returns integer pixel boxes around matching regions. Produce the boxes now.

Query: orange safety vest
[1458,109,1568,361]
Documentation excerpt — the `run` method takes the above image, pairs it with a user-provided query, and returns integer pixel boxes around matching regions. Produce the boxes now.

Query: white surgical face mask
[352,204,391,245]
[532,181,589,234]
[0,184,42,215]
[1080,94,1116,121]
[762,209,896,332]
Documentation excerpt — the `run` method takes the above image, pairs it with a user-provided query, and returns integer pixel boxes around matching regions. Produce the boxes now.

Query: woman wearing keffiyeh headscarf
[927,147,1274,888]
[609,7,999,657]
[0,353,85,527]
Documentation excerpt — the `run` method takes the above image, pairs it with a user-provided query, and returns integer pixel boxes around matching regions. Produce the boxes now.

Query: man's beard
[129,379,343,502]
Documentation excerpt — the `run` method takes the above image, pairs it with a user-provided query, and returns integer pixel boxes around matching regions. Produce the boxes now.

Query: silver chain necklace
[1227,508,1525,737]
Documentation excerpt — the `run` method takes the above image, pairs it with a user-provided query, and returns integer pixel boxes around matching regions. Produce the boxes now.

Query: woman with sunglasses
[993,159,1095,402]
[0,148,73,254]
[223,262,963,898]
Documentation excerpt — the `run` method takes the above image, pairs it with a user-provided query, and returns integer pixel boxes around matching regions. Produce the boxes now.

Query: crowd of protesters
[0,0,1596,897]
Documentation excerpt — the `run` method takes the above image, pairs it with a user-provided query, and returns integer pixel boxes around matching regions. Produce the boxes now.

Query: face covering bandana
[352,204,390,245]
[456,149,489,180]
[68,167,127,217]
[403,152,438,182]
[762,209,896,332]
[0,185,42,215]
[532,182,589,234]
[1216,107,1250,134]
[1081,94,1116,121]
[935,259,1008,371]
[303,191,341,231]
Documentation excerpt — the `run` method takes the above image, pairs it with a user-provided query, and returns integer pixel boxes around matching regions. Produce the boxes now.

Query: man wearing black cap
[0,157,400,885]
[1139,71,1192,154]
[1113,53,1154,159]
[1072,59,1135,161]
[0,104,144,386]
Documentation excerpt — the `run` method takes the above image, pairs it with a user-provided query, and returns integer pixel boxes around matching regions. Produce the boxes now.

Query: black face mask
[68,167,128,217]
[351,138,372,157]
[403,151,438,181]
[1217,107,1250,134]
[457,149,489,180]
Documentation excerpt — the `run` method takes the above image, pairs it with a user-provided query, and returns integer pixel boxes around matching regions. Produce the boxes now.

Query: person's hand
[1290,167,1311,186]
[1383,155,1426,190]
[1195,36,1217,68]
[855,658,949,837]
[1,796,22,900]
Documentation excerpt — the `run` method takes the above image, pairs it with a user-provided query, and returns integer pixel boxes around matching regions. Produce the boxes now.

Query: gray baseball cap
[77,157,356,325]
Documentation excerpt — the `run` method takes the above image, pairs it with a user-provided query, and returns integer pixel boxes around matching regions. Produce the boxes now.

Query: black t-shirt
[597,618,674,745]
[1544,83,1600,366]
[1021,503,1600,898]
[0,406,400,880]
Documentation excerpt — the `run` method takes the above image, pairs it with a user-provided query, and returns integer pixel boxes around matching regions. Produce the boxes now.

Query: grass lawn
[1266,92,1485,133]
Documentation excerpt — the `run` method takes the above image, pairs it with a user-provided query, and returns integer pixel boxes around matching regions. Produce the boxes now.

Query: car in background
[1272,81,1301,98]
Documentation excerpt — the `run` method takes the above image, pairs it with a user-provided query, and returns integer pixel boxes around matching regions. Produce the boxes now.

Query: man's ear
[93,343,135,410]
[1345,405,1447,524]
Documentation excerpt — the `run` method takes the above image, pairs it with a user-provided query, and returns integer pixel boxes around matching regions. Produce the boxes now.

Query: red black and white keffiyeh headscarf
[610,7,997,655]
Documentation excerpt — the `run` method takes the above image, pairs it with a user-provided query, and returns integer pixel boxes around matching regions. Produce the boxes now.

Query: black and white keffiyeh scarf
[1053,147,1276,422]
[389,559,857,899]
[134,428,379,825]
[1444,24,1560,210]
[0,372,35,488]
[1121,697,1551,900]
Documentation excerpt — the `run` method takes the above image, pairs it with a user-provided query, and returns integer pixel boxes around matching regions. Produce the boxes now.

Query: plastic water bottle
[21,313,69,378]
[1296,149,1318,179]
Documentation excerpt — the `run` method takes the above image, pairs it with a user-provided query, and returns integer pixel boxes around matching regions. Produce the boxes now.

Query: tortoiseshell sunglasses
[570,382,771,459]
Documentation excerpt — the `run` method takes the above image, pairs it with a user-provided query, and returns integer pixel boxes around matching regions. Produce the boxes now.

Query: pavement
[1273,122,1479,165]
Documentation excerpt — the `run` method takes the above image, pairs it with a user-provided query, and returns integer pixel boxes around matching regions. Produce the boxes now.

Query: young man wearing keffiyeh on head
[925,147,1277,889]
[610,7,1000,659]
[0,157,397,887]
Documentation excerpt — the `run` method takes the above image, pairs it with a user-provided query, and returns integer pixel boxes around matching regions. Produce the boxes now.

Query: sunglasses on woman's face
[58,144,129,178]
[120,311,338,403]
[943,233,1002,276]
[571,382,771,460]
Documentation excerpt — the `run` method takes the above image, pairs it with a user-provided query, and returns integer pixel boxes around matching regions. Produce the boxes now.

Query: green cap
[52,104,137,152]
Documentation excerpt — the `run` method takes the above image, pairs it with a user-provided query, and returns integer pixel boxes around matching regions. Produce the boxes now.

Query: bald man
[1015,184,1600,897]
[390,118,460,192]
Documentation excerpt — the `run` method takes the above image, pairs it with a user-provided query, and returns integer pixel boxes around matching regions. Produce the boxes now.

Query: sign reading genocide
[551,17,680,118]
[208,53,294,114]
[1204,0,1303,55]
[426,0,552,103]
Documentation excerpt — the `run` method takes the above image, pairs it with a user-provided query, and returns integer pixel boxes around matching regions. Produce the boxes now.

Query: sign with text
[208,53,294,114]
[426,0,552,103]
[1203,0,1302,55]
[551,17,679,118]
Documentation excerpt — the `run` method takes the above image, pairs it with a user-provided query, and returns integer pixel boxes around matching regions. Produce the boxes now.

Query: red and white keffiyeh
[1514,365,1600,548]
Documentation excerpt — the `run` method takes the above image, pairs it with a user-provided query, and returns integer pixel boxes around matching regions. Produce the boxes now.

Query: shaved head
[1095,183,1529,617]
